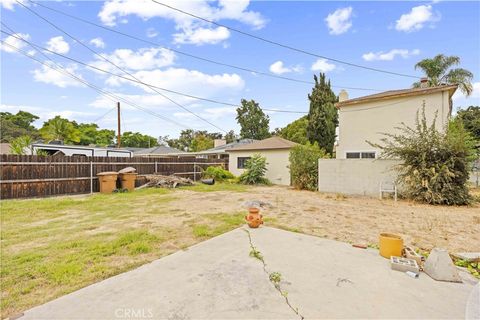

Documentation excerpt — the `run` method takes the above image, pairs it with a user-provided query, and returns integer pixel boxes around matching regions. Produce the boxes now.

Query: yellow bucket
[379,233,403,258]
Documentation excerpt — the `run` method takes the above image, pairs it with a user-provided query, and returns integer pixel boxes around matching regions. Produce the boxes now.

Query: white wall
[336,91,451,159]
[318,159,401,196]
[228,149,291,185]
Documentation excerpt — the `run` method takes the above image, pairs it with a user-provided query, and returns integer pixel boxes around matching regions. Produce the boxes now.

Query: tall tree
[0,111,39,142]
[413,54,474,96]
[165,130,220,152]
[456,106,480,141]
[39,116,80,144]
[224,130,238,143]
[236,99,271,140]
[306,73,338,155]
[277,116,309,145]
[120,131,159,148]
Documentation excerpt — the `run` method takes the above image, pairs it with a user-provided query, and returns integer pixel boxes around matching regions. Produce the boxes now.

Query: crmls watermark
[115,308,153,319]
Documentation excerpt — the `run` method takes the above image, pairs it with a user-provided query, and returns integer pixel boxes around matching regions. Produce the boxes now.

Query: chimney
[214,139,226,148]
[338,89,349,102]
[420,77,429,88]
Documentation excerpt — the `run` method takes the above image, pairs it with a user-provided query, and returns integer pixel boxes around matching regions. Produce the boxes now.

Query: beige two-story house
[335,84,458,159]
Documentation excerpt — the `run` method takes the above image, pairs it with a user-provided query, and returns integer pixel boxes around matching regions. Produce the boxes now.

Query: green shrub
[202,166,235,181]
[238,154,270,185]
[370,106,476,205]
[289,142,326,191]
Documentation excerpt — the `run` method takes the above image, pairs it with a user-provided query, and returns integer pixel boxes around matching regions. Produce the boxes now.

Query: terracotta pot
[245,207,263,228]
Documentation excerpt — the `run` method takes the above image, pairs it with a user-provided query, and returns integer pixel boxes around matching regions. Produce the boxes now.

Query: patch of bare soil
[171,186,480,253]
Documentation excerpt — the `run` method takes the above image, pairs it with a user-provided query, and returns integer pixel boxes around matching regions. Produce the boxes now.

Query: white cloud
[311,59,336,72]
[173,26,230,45]
[32,62,85,88]
[98,0,266,45]
[362,49,420,61]
[0,0,26,10]
[325,7,353,35]
[0,33,30,53]
[104,67,245,98]
[146,28,158,38]
[453,82,480,101]
[269,60,302,75]
[89,37,105,48]
[173,106,236,121]
[395,5,440,32]
[45,36,70,54]
[91,47,176,72]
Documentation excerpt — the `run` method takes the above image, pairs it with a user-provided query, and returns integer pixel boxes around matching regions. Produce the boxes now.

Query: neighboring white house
[227,137,297,186]
[319,84,458,196]
[335,84,458,159]
[30,143,132,157]
[170,139,257,160]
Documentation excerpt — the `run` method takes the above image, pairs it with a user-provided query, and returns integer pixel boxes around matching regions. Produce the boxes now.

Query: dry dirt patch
[170,185,480,253]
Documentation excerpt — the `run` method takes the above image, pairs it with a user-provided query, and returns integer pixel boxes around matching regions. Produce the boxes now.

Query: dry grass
[1,183,479,318]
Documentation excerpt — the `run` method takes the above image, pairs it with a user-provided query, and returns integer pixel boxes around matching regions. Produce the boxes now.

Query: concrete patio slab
[21,227,477,320]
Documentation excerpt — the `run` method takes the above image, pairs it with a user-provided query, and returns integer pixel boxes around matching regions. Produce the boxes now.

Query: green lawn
[0,186,246,318]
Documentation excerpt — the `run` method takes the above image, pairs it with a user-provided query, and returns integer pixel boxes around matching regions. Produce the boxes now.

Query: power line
[1,24,190,130]
[28,0,383,92]
[1,29,308,115]
[17,0,228,133]
[152,0,421,79]
[93,107,116,123]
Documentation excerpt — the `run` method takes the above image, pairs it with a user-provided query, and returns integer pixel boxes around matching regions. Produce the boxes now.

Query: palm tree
[413,54,474,96]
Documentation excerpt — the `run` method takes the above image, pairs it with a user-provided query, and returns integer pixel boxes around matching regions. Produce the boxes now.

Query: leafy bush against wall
[238,154,270,185]
[289,143,326,191]
[370,107,476,205]
[202,166,235,182]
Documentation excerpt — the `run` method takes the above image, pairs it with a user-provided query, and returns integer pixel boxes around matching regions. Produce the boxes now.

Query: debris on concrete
[404,246,425,265]
[424,248,462,283]
[391,256,420,273]
[336,278,353,287]
[451,252,480,263]
[406,271,419,278]
[352,244,367,249]
[140,174,194,189]
[118,167,136,174]
[242,200,272,209]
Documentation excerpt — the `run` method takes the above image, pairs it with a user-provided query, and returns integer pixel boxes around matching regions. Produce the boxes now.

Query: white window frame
[345,151,376,159]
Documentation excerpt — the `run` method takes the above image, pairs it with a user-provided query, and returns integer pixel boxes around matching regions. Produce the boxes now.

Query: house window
[346,152,376,159]
[346,152,361,159]
[361,152,376,159]
[237,157,251,169]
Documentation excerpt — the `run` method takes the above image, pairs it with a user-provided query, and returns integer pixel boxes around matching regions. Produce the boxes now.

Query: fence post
[90,161,93,194]
[193,162,196,182]
[155,161,158,174]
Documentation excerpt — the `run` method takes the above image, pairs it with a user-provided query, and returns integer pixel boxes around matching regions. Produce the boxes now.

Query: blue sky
[1,0,479,139]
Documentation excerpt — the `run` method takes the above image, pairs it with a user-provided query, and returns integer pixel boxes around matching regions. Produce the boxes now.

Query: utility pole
[117,102,121,148]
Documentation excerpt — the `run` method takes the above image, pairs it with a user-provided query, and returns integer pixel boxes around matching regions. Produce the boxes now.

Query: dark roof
[228,137,297,152]
[133,145,182,155]
[336,85,458,108]
[201,139,257,153]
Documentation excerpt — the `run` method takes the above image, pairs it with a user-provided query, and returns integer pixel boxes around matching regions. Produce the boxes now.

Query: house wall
[336,91,450,159]
[318,159,401,196]
[228,149,291,185]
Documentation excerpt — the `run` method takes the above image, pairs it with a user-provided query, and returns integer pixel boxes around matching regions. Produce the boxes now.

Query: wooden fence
[0,154,228,199]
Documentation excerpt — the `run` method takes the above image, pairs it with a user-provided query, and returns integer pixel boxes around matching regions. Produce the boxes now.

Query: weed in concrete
[244,229,304,320]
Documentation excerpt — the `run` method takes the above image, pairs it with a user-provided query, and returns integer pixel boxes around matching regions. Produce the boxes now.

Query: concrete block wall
[318,159,401,196]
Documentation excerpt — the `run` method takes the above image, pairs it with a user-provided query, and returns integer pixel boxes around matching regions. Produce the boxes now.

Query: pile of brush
[139,174,194,189]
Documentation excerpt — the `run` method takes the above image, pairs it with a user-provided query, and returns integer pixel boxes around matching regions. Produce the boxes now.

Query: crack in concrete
[244,229,305,320]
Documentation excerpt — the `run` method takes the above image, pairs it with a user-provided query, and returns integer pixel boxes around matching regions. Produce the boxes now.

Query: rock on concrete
[21,228,476,319]
[424,248,462,283]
